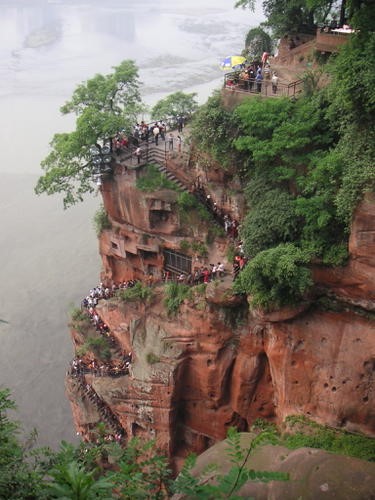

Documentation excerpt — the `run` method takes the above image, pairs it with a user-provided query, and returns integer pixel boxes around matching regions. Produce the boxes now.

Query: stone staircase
[75,374,125,437]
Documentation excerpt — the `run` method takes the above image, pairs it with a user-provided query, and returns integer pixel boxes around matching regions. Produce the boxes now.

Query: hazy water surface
[0,0,263,447]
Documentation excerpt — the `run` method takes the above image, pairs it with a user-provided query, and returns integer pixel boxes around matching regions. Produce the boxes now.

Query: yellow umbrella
[220,55,246,71]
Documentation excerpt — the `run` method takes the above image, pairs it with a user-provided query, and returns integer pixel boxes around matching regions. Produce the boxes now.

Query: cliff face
[66,154,375,467]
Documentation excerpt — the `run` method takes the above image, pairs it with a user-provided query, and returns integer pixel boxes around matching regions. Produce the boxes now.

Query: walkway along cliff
[65,126,375,469]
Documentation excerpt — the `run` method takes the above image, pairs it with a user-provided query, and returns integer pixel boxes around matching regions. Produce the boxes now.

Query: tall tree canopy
[35,60,143,208]
[151,91,198,121]
[236,0,374,37]
[245,27,273,59]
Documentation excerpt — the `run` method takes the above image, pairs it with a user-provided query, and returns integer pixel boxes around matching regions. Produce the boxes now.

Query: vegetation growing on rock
[136,164,180,192]
[190,19,375,309]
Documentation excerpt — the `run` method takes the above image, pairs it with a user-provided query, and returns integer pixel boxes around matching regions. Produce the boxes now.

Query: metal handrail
[223,72,304,98]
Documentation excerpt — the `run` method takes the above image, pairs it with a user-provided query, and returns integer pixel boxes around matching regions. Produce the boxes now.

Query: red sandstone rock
[67,161,375,469]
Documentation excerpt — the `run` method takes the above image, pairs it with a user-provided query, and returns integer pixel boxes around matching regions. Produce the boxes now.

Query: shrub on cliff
[0,389,48,499]
[190,92,236,168]
[151,91,198,121]
[35,60,143,208]
[93,205,111,236]
[283,416,375,462]
[136,164,179,192]
[241,188,299,257]
[164,282,191,316]
[244,26,273,59]
[116,281,153,303]
[233,243,312,310]
[77,336,112,361]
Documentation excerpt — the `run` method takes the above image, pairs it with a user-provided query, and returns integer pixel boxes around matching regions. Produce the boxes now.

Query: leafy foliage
[261,0,335,38]
[233,244,312,310]
[0,389,50,499]
[151,91,198,121]
[241,189,299,257]
[177,191,212,233]
[70,307,89,322]
[198,33,374,304]
[327,33,375,129]
[179,239,191,253]
[46,460,113,499]
[116,281,154,303]
[334,127,375,228]
[3,389,374,499]
[235,0,255,9]
[35,60,143,208]
[69,308,92,335]
[190,92,236,167]
[191,241,208,257]
[146,352,161,365]
[164,282,191,316]
[245,27,273,59]
[172,427,288,498]
[136,164,179,192]
[77,336,112,362]
[93,204,112,236]
[283,416,375,462]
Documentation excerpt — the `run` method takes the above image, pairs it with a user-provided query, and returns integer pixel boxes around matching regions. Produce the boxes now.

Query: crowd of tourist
[192,183,240,239]
[69,354,132,378]
[78,282,137,376]
[111,116,185,159]
[225,53,279,95]
[78,377,125,441]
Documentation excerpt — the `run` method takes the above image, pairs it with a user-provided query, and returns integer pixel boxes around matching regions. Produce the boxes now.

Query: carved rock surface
[67,168,375,468]
[179,433,375,500]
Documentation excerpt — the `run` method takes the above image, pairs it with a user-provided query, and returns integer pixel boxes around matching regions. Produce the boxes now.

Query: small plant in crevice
[226,242,236,263]
[146,352,160,365]
[77,336,112,362]
[136,164,179,192]
[69,307,92,334]
[176,191,211,229]
[206,225,225,245]
[282,416,375,462]
[93,205,111,236]
[164,282,191,316]
[70,307,88,322]
[179,239,191,253]
[116,281,154,303]
[191,240,208,257]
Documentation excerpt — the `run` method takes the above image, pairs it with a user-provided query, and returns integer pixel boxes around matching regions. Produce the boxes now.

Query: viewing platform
[315,26,354,52]
[223,73,304,100]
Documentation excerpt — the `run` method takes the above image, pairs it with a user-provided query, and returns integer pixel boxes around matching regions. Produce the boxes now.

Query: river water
[0,0,263,448]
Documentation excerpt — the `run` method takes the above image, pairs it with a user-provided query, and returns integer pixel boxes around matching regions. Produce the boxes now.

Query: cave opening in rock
[246,351,276,426]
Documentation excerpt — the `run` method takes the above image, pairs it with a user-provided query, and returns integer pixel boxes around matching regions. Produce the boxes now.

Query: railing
[114,135,169,169]
[315,27,352,52]
[73,374,125,438]
[223,73,304,99]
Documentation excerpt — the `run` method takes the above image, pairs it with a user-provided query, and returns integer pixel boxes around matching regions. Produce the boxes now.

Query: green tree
[93,205,111,236]
[235,0,255,9]
[0,389,48,499]
[327,32,375,129]
[108,437,171,499]
[236,0,373,36]
[77,336,112,361]
[245,27,273,59]
[233,244,312,310]
[241,189,299,257]
[151,91,198,121]
[190,92,236,167]
[47,461,113,499]
[35,60,143,208]
[172,427,288,498]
